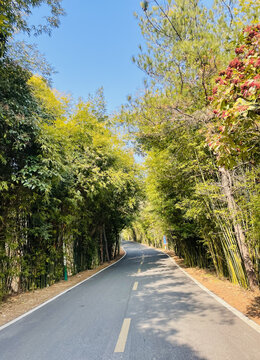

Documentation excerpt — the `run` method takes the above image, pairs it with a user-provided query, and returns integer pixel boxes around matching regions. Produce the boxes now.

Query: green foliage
[0,0,64,57]
[208,24,260,168]
[0,68,142,300]
[121,1,260,289]
[135,0,234,107]
[6,40,56,82]
[0,0,142,301]
[1,0,259,301]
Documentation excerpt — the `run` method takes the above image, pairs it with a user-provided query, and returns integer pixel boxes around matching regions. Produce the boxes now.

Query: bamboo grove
[0,1,142,299]
[121,0,260,289]
[0,0,259,302]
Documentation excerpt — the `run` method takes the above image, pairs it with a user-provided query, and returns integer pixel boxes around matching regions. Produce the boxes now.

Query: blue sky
[18,0,146,114]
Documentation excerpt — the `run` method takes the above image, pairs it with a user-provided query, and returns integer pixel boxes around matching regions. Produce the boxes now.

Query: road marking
[0,250,127,332]
[133,281,138,291]
[114,318,131,353]
[137,268,141,273]
[142,243,260,334]
[140,260,143,265]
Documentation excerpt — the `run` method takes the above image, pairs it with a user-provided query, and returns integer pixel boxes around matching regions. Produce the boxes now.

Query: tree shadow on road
[246,296,260,319]
[126,253,239,360]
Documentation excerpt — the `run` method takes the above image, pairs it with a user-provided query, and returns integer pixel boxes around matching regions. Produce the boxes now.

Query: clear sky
[18,0,146,114]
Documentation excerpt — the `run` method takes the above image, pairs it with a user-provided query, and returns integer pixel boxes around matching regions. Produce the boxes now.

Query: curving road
[0,241,259,360]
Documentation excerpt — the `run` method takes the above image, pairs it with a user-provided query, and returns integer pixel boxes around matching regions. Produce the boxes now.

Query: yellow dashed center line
[137,268,141,273]
[114,318,131,353]
[133,281,138,291]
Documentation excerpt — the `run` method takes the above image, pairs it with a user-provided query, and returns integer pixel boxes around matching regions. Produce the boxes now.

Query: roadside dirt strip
[0,241,259,360]
[0,250,125,328]
[149,245,260,327]
[1,243,259,329]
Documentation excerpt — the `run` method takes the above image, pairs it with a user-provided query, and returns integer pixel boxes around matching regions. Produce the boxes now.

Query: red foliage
[252,81,260,89]
[226,69,233,79]
[235,46,245,54]
[221,111,228,118]
[255,59,260,67]
[244,26,252,33]
[237,105,249,112]
[207,24,260,167]
[229,58,243,69]
[241,81,250,91]
[212,87,218,94]
[249,30,257,38]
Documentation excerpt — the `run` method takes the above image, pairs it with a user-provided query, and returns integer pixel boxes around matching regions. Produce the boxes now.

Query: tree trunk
[99,227,104,264]
[220,167,257,288]
[103,224,110,262]
[113,238,119,259]
[113,242,117,259]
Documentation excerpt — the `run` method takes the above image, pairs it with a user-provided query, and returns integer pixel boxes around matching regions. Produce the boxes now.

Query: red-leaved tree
[207,24,260,168]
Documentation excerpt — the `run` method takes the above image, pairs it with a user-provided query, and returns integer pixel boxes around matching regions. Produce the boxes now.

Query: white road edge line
[0,248,127,332]
[114,318,131,353]
[149,245,260,334]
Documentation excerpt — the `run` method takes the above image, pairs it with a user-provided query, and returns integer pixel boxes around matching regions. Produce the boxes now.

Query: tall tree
[120,1,260,289]
[0,0,64,57]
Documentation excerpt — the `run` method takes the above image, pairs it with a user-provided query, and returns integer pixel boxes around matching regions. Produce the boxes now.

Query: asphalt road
[0,241,259,360]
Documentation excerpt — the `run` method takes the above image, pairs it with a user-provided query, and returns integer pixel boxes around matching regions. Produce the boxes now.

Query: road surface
[0,241,259,359]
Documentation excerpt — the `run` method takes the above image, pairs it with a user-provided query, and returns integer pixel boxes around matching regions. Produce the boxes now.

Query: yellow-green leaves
[0,58,142,298]
[28,75,70,122]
